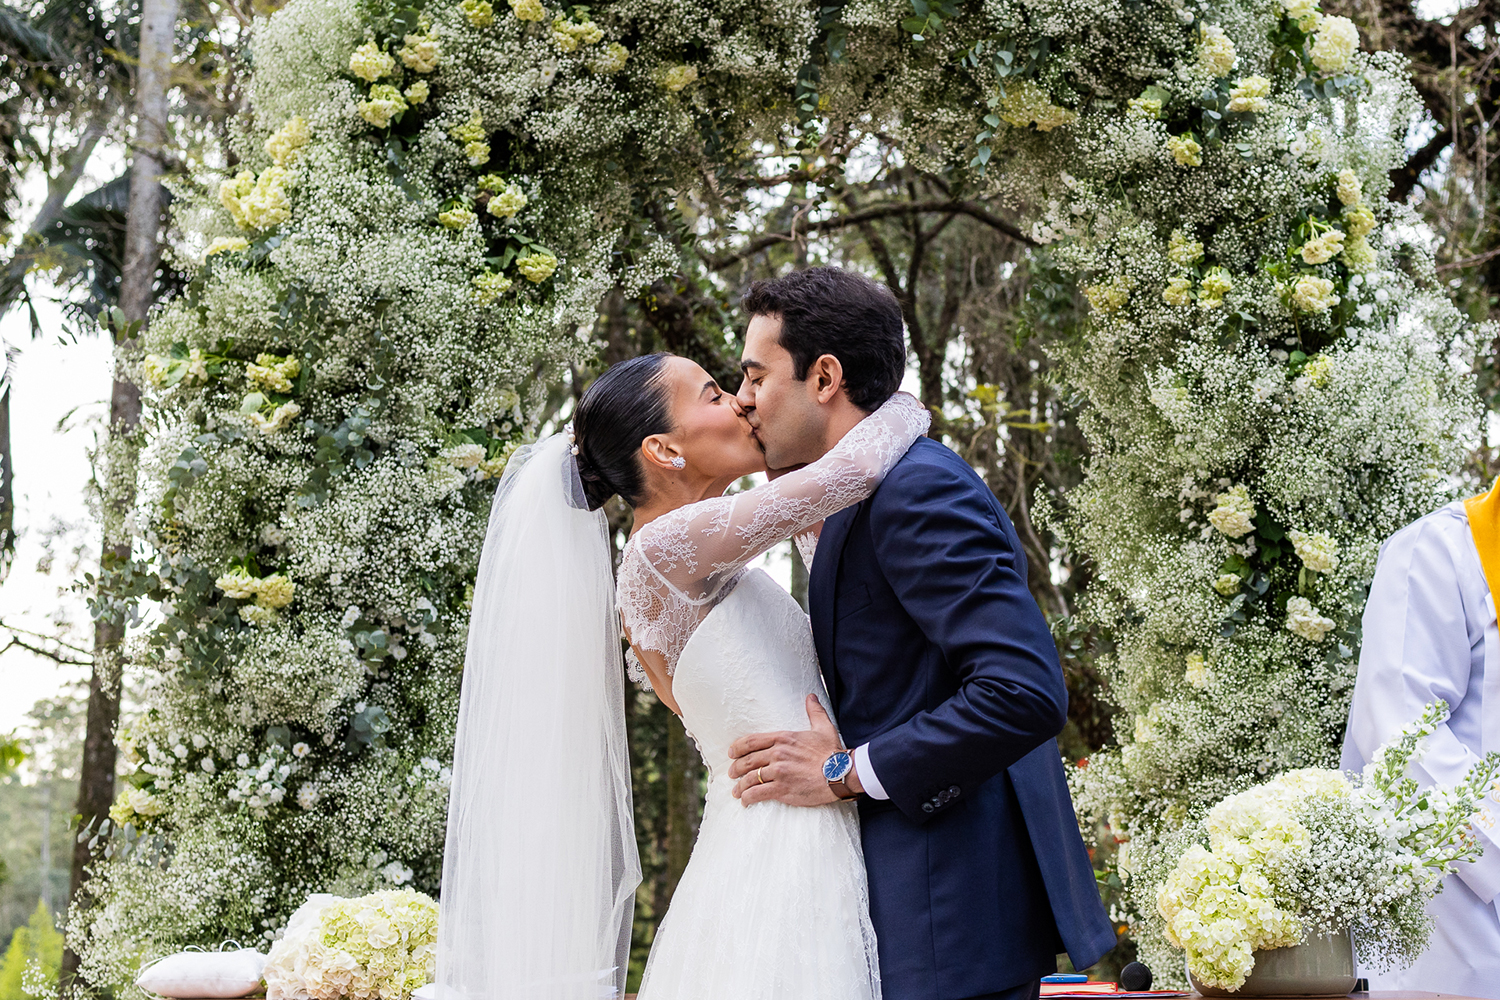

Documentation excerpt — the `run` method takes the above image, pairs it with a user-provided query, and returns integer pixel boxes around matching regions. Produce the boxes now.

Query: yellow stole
[1466,478,1500,611]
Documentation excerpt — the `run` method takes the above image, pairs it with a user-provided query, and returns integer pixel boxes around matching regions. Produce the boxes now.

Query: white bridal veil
[436,433,641,1000]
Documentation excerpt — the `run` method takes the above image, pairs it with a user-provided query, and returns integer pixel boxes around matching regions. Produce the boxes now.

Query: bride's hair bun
[572,353,674,511]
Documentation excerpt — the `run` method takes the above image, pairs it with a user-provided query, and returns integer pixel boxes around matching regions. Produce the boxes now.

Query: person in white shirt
[1341,487,1500,999]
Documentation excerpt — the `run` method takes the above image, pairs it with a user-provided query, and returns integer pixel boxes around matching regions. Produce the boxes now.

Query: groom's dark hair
[741,267,906,412]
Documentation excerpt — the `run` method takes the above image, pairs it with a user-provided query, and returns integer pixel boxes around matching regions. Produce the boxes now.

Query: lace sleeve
[618,392,929,672]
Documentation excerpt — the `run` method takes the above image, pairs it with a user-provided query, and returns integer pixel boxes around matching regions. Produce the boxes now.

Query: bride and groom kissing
[433,267,1114,1000]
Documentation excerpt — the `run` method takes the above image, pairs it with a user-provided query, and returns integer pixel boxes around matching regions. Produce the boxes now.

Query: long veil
[436,433,641,1000]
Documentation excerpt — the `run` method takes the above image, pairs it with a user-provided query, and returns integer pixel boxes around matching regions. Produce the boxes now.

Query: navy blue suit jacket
[810,437,1115,1000]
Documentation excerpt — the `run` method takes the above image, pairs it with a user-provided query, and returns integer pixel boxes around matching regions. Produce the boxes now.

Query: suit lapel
[810,504,859,705]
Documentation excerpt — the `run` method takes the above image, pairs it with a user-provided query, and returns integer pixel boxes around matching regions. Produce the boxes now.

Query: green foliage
[0,903,63,1000]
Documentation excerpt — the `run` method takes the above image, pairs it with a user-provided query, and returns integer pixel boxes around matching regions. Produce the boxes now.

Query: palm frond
[1,173,183,329]
[0,3,70,65]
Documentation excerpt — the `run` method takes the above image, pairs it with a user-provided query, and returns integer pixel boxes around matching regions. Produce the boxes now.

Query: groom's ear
[808,354,845,405]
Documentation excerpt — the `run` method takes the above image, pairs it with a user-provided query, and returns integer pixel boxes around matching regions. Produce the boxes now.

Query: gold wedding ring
[756,767,766,784]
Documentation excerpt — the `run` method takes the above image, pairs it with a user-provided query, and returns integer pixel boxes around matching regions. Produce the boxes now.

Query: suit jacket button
[948,785,960,796]
[922,803,934,813]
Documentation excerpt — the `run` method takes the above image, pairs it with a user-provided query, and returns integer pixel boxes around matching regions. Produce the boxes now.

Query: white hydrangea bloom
[1300,229,1345,265]
[1310,16,1359,73]
[1184,652,1211,689]
[1227,76,1270,113]
[1208,485,1256,538]
[1289,275,1339,312]
[1285,596,1336,643]
[1212,574,1241,596]
[348,41,396,82]
[1336,168,1363,206]
[1197,26,1237,77]
[1288,529,1339,573]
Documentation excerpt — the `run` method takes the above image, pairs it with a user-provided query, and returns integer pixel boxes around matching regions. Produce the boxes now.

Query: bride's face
[652,356,766,482]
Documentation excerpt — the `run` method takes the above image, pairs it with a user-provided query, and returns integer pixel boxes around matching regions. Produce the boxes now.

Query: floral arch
[77,0,1477,986]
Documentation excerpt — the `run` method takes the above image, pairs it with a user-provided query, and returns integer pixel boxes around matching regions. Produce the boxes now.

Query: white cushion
[136,948,268,998]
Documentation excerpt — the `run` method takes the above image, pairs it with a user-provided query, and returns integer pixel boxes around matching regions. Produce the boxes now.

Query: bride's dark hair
[573,352,674,511]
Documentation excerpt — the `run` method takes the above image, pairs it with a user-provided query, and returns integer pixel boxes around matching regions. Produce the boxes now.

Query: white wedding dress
[616,392,930,1000]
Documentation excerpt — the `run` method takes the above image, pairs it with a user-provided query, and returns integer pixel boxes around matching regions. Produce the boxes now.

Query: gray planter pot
[1188,933,1356,998]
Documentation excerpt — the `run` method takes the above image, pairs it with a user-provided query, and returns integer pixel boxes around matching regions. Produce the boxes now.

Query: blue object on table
[1041,975,1089,983]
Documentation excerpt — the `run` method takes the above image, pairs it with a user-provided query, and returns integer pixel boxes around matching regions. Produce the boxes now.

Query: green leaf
[240,392,268,414]
[983,113,1001,128]
[900,16,926,32]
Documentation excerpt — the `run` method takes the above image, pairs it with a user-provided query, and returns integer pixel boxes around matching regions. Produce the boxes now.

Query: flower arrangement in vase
[1153,703,1500,993]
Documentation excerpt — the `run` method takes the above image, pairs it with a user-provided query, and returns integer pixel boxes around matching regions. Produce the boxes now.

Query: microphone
[1120,962,1152,992]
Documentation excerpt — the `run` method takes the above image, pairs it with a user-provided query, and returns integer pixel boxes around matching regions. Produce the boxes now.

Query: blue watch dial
[823,750,853,782]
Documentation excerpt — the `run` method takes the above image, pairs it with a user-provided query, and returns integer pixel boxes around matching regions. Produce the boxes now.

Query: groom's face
[737,314,831,471]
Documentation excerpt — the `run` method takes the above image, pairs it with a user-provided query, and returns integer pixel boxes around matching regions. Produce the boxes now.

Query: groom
[727,267,1114,1000]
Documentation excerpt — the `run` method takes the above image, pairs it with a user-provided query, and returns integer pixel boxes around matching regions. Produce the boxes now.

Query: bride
[433,350,928,1000]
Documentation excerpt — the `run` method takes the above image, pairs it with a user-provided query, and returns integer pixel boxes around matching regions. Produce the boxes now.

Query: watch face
[823,750,853,782]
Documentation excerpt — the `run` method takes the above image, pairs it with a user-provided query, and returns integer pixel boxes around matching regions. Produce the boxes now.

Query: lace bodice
[618,392,929,679]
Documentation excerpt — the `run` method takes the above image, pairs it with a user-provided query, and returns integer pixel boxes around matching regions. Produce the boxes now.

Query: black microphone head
[1120,962,1152,992]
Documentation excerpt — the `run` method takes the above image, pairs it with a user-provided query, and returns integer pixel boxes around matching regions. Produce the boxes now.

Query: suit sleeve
[863,457,1068,823]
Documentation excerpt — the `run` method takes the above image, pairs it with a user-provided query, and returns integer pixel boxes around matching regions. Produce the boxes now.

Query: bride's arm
[634,392,930,601]
[769,465,821,571]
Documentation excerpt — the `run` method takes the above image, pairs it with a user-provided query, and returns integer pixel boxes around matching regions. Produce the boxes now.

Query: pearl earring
[671,457,686,469]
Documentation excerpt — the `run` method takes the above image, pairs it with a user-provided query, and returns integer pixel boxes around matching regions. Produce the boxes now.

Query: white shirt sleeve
[1340,504,1500,903]
[854,743,889,800]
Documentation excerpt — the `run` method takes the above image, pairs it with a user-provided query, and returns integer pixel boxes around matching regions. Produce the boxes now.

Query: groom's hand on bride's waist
[728,694,863,806]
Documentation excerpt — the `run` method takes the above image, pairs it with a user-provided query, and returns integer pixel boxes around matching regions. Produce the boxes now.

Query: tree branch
[703,198,1035,270]
[0,618,93,658]
[0,634,93,666]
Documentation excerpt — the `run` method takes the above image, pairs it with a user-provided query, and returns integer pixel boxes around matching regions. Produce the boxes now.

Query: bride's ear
[640,434,684,472]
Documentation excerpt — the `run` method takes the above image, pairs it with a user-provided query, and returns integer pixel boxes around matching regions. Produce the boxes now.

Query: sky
[0,301,112,735]
[1,138,123,738]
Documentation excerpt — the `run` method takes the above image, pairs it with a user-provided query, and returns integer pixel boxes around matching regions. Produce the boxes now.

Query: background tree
[57,0,178,987]
[1328,0,1500,483]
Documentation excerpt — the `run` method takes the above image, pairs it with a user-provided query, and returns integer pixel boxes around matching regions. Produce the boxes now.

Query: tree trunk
[789,541,808,610]
[60,0,175,993]
[1,372,13,580]
[660,718,702,913]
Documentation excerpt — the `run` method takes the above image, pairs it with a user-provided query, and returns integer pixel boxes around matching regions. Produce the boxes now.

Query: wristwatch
[823,749,859,800]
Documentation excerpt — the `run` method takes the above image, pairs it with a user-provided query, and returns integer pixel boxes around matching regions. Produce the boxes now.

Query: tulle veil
[434,433,641,999]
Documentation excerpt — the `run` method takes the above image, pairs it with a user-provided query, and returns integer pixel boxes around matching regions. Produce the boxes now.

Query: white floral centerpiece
[264,890,438,1000]
[1153,704,1500,991]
